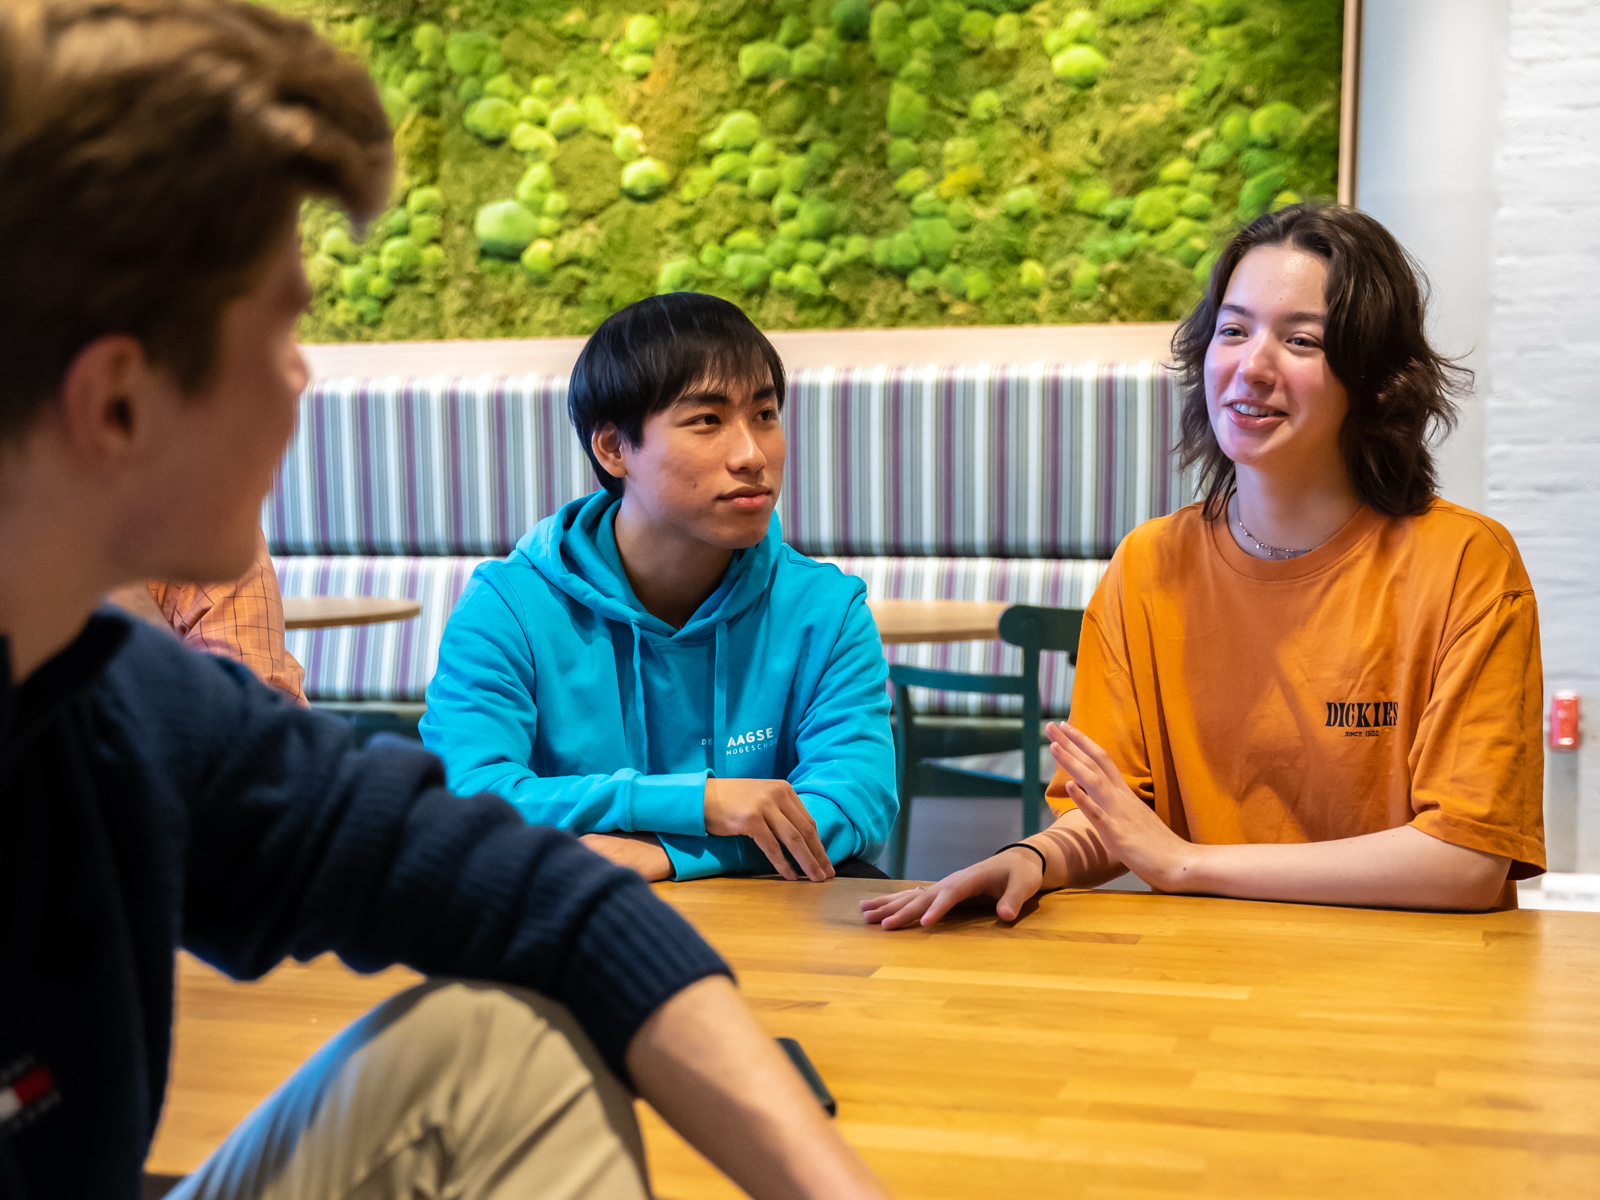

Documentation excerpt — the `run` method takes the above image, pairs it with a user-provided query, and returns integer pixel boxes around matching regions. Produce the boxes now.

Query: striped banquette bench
[265,363,1189,726]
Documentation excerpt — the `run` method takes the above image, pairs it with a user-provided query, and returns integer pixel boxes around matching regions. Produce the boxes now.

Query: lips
[719,486,771,510]
[1224,399,1286,432]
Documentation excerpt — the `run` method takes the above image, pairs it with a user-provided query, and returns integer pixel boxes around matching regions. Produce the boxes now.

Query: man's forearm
[626,976,889,1200]
[1169,824,1510,911]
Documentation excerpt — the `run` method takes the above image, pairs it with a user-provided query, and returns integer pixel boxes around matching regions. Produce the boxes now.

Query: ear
[590,423,628,484]
[55,334,168,467]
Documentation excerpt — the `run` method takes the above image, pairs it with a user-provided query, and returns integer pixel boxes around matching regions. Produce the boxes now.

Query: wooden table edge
[281,597,423,631]
[868,599,1009,646]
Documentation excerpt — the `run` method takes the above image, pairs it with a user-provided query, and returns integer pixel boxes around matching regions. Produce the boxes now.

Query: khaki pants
[169,980,652,1200]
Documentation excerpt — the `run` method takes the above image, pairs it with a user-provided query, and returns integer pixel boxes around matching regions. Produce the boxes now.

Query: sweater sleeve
[421,572,709,837]
[164,646,729,1081]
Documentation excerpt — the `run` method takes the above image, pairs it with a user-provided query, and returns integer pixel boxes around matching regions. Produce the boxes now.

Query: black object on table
[778,1037,837,1117]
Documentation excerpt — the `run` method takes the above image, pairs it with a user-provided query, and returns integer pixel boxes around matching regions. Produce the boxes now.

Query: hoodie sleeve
[786,587,899,865]
[655,586,899,881]
[421,572,710,838]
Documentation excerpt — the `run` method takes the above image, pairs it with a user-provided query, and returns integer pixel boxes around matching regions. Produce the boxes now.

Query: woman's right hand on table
[860,846,1045,929]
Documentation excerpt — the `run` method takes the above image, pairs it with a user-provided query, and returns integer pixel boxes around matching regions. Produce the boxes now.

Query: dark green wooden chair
[886,604,1085,880]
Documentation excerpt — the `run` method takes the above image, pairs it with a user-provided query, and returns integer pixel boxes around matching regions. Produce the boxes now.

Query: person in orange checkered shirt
[109,528,307,705]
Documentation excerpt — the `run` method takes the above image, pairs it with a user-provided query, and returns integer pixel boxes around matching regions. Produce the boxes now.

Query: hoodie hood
[517,489,783,778]
[521,490,781,640]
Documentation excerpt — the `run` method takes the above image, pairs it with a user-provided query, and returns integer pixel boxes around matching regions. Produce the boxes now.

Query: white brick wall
[1487,0,1600,870]
[1358,0,1508,513]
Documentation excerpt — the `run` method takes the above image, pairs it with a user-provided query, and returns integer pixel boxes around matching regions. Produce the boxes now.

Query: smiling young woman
[864,205,1546,930]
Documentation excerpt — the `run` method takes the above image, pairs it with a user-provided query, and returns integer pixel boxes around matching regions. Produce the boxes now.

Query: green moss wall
[265,0,1344,342]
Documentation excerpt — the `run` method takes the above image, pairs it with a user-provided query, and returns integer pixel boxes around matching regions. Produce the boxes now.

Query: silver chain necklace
[1232,496,1311,560]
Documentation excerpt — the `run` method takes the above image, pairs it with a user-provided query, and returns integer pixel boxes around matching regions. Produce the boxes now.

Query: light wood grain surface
[280,595,422,630]
[869,599,1008,645]
[148,879,1600,1197]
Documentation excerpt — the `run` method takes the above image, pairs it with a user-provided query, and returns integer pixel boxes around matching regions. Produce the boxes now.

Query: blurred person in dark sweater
[0,4,892,1199]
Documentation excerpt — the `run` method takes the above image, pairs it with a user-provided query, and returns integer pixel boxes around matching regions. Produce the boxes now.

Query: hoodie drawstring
[622,618,727,776]
[712,622,728,777]
[626,623,650,770]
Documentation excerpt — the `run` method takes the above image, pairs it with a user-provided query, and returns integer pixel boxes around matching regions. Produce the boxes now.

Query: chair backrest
[889,602,1085,853]
[887,662,1031,696]
[998,605,1085,663]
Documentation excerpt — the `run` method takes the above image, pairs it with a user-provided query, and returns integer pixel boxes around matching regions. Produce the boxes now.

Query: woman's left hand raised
[1046,722,1202,894]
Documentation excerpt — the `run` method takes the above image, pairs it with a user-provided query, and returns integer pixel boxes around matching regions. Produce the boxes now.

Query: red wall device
[1550,691,1581,752]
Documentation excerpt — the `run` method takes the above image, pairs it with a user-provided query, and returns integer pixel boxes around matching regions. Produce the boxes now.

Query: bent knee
[376,980,596,1078]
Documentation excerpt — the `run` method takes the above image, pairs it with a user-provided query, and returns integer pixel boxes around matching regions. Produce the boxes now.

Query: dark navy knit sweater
[0,612,730,1200]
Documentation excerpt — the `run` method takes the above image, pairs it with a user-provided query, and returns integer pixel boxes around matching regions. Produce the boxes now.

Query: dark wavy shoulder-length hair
[1172,204,1469,519]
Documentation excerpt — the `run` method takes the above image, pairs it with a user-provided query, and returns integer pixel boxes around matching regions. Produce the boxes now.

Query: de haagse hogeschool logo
[702,727,777,757]
[725,727,775,757]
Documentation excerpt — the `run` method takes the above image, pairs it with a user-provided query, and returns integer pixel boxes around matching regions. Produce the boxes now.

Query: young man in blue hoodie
[421,295,898,883]
[0,4,893,1198]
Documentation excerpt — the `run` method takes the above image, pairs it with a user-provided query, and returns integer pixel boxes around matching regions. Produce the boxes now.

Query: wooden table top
[147,879,1600,1197]
[281,595,422,630]
[868,599,1009,645]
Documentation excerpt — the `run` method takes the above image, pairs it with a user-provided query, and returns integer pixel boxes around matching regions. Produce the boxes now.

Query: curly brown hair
[0,0,393,439]
[1172,204,1468,519]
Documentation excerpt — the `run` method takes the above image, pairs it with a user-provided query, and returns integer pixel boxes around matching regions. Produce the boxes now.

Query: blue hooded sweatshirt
[420,490,898,881]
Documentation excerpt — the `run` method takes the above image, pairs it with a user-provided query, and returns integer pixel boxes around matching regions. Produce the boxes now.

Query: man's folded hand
[703,778,833,881]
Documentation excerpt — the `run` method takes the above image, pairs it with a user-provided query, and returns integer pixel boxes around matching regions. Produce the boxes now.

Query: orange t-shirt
[1050,499,1546,878]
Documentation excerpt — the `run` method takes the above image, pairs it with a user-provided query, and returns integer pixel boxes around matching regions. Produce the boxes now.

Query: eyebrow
[672,383,779,406]
[1218,303,1326,324]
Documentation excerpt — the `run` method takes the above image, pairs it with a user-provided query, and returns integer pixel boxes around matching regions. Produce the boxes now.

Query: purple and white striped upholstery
[266,362,1185,708]
[274,555,490,703]
[265,364,1185,560]
[782,363,1185,560]
[264,375,589,556]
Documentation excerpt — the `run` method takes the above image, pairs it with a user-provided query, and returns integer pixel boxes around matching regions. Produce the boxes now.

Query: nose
[727,418,767,475]
[1237,330,1277,391]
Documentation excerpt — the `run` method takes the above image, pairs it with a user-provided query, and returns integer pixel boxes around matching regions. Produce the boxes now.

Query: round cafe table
[281,596,422,631]
[867,599,1009,645]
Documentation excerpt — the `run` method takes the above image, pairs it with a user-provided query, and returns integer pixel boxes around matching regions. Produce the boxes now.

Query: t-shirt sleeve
[1047,556,1156,816]
[1407,588,1546,877]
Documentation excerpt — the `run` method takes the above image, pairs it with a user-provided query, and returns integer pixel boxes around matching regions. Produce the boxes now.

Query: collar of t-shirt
[1211,503,1384,582]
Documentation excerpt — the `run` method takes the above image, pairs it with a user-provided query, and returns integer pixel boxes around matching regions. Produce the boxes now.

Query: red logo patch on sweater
[0,1057,59,1136]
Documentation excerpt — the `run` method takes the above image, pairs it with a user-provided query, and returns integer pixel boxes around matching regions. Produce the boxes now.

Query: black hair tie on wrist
[997,841,1047,872]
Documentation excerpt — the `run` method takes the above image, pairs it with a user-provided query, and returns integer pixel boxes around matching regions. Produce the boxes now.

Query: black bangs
[568,293,787,495]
